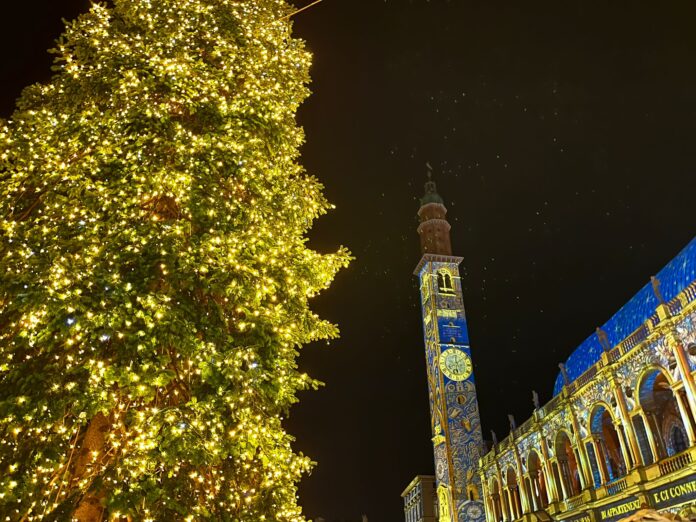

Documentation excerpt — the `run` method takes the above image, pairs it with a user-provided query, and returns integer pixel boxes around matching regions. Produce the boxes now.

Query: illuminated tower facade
[414,172,486,522]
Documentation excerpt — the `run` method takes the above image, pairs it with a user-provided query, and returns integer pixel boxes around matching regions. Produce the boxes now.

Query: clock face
[439,349,473,381]
[435,459,447,481]
[462,501,485,522]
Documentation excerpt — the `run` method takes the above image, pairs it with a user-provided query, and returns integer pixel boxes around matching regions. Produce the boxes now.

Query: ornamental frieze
[582,373,612,407]
[484,466,497,481]
[517,431,540,470]
[497,449,515,471]
[675,309,696,371]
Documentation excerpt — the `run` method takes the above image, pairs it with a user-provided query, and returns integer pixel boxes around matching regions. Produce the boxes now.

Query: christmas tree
[0,0,349,520]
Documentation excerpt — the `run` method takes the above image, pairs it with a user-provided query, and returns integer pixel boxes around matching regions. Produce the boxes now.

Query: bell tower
[418,172,453,256]
[414,168,486,522]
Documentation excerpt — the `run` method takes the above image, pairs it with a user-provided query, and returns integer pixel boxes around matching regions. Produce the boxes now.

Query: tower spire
[417,166,451,256]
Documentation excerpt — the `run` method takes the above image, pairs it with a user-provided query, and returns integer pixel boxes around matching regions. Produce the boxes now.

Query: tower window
[437,270,455,294]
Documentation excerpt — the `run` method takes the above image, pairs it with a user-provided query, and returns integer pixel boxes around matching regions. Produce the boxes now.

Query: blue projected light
[553,237,696,395]
[438,316,470,345]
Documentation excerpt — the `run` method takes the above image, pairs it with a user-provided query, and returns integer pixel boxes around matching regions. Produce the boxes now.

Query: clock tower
[414,170,486,522]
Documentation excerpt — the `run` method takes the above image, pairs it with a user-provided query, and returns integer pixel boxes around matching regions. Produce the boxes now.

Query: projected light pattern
[554,238,696,395]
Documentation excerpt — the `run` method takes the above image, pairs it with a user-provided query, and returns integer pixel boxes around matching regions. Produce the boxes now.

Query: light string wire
[282,0,324,19]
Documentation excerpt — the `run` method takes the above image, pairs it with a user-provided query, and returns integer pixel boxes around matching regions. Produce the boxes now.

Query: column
[592,439,609,484]
[613,421,631,474]
[499,483,510,522]
[540,475,548,508]
[485,496,494,522]
[513,446,531,514]
[532,472,543,507]
[661,316,696,419]
[554,461,568,500]
[609,373,643,468]
[674,386,696,445]
[524,473,539,511]
[505,488,515,521]
[493,494,502,522]
[513,487,522,519]
[573,448,587,490]
[482,477,494,522]
[647,411,667,457]
[567,404,594,488]
[496,465,510,522]
[539,432,559,503]
[638,411,660,461]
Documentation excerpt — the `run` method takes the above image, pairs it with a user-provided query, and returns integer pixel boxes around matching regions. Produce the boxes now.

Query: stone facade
[479,240,696,522]
[403,475,438,522]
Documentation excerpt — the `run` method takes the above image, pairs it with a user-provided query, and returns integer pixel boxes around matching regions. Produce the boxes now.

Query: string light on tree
[0,0,349,520]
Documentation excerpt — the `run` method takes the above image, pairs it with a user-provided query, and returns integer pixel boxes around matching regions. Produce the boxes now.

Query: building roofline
[400,475,436,497]
[413,254,464,276]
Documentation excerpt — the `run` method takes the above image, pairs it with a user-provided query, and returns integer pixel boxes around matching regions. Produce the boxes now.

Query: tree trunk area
[72,412,110,522]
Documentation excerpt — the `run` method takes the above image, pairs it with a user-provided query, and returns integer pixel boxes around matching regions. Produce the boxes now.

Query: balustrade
[658,450,692,477]
[605,478,628,496]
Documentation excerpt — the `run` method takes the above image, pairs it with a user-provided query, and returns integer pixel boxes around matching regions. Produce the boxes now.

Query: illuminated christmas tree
[0,1,349,520]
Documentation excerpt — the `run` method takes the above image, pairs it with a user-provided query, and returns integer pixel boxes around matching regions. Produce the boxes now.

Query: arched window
[437,269,455,294]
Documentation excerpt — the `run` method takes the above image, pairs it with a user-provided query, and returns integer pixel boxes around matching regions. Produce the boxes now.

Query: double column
[673,384,696,445]
[607,370,643,469]
[660,310,696,433]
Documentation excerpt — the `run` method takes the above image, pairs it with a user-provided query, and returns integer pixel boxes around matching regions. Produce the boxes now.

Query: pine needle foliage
[0,1,350,520]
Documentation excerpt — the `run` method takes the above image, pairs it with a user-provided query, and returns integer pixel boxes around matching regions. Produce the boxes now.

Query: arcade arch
[527,450,548,509]
[505,467,523,520]
[488,477,504,522]
[555,431,582,497]
[589,404,626,483]
[638,367,691,457]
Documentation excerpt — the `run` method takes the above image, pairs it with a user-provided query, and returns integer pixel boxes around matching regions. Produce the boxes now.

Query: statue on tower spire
[421,163,445,207]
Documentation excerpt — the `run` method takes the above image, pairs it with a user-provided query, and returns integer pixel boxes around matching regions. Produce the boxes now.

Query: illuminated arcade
[478,239,696,522]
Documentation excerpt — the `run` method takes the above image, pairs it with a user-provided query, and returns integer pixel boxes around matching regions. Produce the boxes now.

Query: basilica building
[404,173,696,522]
[478,239,696,522]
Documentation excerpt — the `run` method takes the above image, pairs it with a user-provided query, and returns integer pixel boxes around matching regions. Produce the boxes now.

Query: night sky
[1,1,695,520]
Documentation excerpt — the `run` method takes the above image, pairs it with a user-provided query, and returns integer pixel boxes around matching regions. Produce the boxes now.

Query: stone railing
[608,346,622,363]
[571,365,598,392]
[542,394,563,416]
[682,281,696,304]
[517,417,534,438]
[605,478,629,496]
[659,450,693,477]
[669,298,683,316]
[618,323,650,354]
[564,494,586,511]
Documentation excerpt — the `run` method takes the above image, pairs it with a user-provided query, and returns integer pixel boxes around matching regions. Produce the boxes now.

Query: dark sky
[2,1,695,521]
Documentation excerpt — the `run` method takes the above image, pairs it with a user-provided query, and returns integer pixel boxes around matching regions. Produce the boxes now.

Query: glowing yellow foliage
[0,0,349,520]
